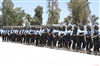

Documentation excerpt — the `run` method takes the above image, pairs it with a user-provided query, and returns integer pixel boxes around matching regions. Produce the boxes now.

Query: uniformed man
[52,27,59,48]
[39,27,44,46]
[30,27,35,45]
[25,28,30,45]
[78,25,86,52]
[42,26,48,46]
[36,28,41,46]
[65,25,72,50]
[85,25,93,54]
[71,25,79,51]
[92,25,100,54]
[58,27,65,48]
[47,26,53,47]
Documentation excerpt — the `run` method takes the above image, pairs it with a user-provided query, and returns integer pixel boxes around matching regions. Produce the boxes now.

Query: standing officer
[65,25,72,50]
[30,27,35,45]
[52,27,59,48]
[71,25,79,52]
[36,28,40,46]
[47,26,53,47]
[85,25,93,54]
[78,25,86,52]
[58,27,65,48]
[92,25,100,55]
[42,26,48,46]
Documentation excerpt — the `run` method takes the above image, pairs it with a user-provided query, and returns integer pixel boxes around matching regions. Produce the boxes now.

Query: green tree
[67,0,91,25]
[90,14,99,26]
[1,0,14,26]
[47,0,61,25]
[12,7,26,26]
[31,16,39,25]
[64,15,72,25]
[34,5,43,25]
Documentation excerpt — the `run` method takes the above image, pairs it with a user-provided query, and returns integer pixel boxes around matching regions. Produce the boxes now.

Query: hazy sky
[0,0,100,25]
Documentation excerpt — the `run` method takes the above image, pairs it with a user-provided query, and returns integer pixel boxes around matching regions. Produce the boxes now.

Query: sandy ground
[0,38,100,66]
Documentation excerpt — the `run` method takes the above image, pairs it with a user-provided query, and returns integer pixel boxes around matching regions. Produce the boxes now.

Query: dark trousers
[93,39,99,52]
[2,34,5,41]
[42,33,47,46]
[79,36,86,50]
[26,34,30,44]
[7,35,11,41]
[58,36,64,48]
[86,38,93,50]
[53,36,58,47]
[48,35,53,46]
[36,35,40,46]
[30,34,34,44]
[11,34,15,42]
[72,36,79,50]
[64,36,71,48]
[40,35,43,45]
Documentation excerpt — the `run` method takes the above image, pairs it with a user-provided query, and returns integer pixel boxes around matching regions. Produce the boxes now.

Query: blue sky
[0,0,100,25]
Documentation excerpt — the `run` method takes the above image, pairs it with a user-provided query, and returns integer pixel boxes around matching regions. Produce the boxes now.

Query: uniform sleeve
[64,31,66,35]
[58,31,61,36]
[1,30,3,34]
[70,31,73,36]
[77,30,80,35]
[99,30,100,34]
[91,30,94,36]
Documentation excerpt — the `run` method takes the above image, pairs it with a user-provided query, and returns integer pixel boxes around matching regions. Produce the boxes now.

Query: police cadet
[22,27,26,44]
[14,28,18,42]
[65,25,72,50]
[58,27,65,48]
[36,28,41,46]
[85,25,93,54]
[25,28,30,45]
[52,27,59,48]
[19,28,23,43]
[2,28,5,41]
[7,28,11,42]
[4,28,7,41]
[30,27,35,45]
[78,24,86,52]
[42,26,48,46]
[15,28,19,43]
[71,25,79,51]
[47,26,53,47]
[39,27,43,46]
[23,28,27,44]
[0,28,3,40]
[92,25,100,55]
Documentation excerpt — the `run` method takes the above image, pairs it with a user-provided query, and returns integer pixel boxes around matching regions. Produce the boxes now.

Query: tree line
[0,0,99,27]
